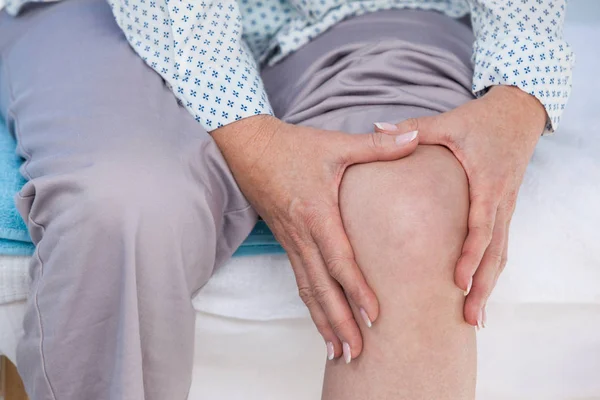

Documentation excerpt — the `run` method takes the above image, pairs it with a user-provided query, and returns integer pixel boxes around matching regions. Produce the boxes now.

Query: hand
[375,86,547,328]
[212,115,419,361]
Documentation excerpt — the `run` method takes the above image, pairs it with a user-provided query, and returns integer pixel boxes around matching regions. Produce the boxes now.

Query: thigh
[0,0,255,264]
[0,0,215,181]
[261,8,475,131]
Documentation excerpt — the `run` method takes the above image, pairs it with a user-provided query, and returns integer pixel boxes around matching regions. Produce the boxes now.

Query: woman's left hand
[375,85,547,328]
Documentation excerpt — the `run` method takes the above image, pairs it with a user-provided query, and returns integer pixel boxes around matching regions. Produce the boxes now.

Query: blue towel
[0,119,35,256]
[233,219,285,257]
[0,118,282,257]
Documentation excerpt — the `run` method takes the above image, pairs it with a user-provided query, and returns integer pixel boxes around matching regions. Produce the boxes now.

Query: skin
[212,85,547,392]
[317,86,545,399]
[321,145,476,399]
[375,85,547,327]
[212,116,419,359]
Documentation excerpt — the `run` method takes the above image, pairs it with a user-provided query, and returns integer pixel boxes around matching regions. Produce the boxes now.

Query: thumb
[340,127,418,166]
[374,117,442,145]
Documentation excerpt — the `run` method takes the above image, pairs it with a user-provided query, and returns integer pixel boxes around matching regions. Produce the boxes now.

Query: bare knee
[340,144,468,264]
[339,144,470,309]
[329,145,475,399]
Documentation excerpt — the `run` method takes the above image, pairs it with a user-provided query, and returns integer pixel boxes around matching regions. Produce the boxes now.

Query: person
[0,0,573,398]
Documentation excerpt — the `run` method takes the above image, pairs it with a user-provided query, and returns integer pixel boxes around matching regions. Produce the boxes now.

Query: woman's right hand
[212,115,418,362]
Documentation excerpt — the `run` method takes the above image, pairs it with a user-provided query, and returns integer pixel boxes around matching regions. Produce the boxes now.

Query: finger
[373,116,445,145]
[311,211,379,328]
[464,209,507,327]
[496,223,510,281]
[455,192,499,294]
[337,128,418,166]
[287,251,343,360]
[299,240,364,362]
[483,217,510,329]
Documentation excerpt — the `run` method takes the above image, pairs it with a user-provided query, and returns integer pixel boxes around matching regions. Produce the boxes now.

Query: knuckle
[472,225,494,243]
[307,214,330,240]
[288,197,307,216]
[288,198,318,224]
[311,283,331,304]
[325,255,352,281]
[313,320,331,336]
[499,255,508,272]
[300,205,332,238]
[369,131,384,151]
[297,286,314,306]
[304,211,324,235]
[287,230,305,251]
[488,254,504,271]
[331,315,356,336]
[404,118,419,133]
[442,130,462,152]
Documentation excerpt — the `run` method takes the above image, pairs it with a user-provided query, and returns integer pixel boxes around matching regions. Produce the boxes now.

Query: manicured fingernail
[394,130,418,145]
[476,309,484,331]
[464,277,472,296]
[374,122,398,131]
[482,306,487,328]
[326,341,334,361]
[360,308,372,328]
[343,342,352,364]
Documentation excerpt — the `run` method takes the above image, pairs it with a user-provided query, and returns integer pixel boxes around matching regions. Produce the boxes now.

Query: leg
[262,9,476,399]
[325,146,475,399]
[0,1,256,399]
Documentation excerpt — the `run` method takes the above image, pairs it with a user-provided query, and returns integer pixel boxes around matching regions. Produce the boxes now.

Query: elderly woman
[0,0,572,398]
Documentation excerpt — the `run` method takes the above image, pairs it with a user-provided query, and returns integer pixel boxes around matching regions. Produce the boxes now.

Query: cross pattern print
[5,0,573,133]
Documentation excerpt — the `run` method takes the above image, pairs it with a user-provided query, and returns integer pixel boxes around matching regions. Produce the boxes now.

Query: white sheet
[0,255,29,304]
[2,300,599,399]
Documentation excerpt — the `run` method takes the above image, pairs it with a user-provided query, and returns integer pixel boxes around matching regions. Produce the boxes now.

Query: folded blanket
[0,120,35,256]
[0,118,282,257]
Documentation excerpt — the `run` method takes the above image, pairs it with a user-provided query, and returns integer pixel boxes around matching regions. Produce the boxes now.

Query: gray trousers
[0,0,474,398]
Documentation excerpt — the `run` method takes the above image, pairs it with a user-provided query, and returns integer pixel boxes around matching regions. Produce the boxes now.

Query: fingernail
[476,309,484,331]
[360,308,372,328]
[374,122,398,131]
[394,130,418,145]
[464,277,472,296]
[326,341,335,361]
[343,342,352,364]
[482,306,487,328]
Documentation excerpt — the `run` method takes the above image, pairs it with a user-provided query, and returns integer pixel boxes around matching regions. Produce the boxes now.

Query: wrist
[484,85,547,135]
[210,114,284,171]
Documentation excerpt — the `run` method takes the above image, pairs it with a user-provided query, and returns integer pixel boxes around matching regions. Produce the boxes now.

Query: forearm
[483,85,547,137]
[210,115,281,173]
[468,0,574,133]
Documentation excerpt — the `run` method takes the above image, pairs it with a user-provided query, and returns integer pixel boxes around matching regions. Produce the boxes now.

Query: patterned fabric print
[107,0,273,131]
[470,0,574,132]
[238,0,299,62]
[256,0,471,65]
[4,0,574,133]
